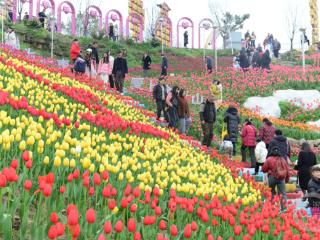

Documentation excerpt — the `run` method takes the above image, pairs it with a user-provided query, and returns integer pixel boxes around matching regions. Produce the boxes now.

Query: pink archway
[155,16,173,47]
[57,1,76,35]
[177,17,194,48]
[36,0,55,16]
[126,13,144,42]
[198,18,214,49]
[106,9,123,37]
[12,0,33,22]
[85,5,103,32]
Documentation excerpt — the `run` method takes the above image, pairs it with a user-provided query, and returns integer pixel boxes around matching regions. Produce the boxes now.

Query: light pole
[0,0,4,44]
[159,17,164,54]
[213,26,218,71]
[300,28,306,73]
[50,14,56,58]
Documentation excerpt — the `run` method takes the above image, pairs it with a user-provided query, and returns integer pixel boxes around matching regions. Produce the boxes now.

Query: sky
[24,0,311,51]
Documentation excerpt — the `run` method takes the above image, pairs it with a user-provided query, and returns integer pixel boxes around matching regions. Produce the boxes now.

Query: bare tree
[145,6,159,40]
[209,1,249,49]
[286,5,299,51]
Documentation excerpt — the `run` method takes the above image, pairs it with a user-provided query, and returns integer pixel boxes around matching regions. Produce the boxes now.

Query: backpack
[273,157,288,180]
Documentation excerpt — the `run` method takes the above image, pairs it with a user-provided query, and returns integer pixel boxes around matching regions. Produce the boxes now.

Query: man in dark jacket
[273,39,281,58]
[251,49,260,68]
[153,77,167,120]
[161,54,168,76]
[224,106,240,155]
[112,50,128,93]
[200,96,216,148]
[142,53,152,77]
[268,129,291,158]
[239,49,250,71]
[90,42,99,69]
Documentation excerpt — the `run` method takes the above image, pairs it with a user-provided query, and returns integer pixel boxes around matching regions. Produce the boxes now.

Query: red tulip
[67,209,78,225]
[0,174,7,187]
[127,218,136,232]
[124,184,131,196]
[102,170,109,180]
[48,225,57,239]
[93,173,101,186]
[24,180,32,191]
[22,150,30,162]
[108,199,116,210]
[191,221,197,231]
[134,232,142,240]
[114,220,123,233]
[159,220,167,230]
[133,186,140,197]
[25,160,32,169]
[184,224,192,238]
[120,198,128,209]
[59,186,65,194]
[50,212,59,224]
[55,222,65,236]
[143,216,156,225]
[130,203,137,213]
[70,223,80,238]
[170,224,178,237]
[157,233,164,240]
[43,184,52,197]
[155,206,162,216]
[86,208,95,224]
[10,159,18,169]
[208,234,214,240]
[234,225,242,235]
[104,221,112,234]
[88,186,95,196]
[153,187,160,196]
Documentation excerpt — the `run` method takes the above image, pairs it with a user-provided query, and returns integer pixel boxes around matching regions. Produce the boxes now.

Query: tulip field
[0,44,320,240]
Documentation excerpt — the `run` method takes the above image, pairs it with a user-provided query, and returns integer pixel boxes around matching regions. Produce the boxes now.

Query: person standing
[153,78,167,120]
[254,138,268,175]
[273,39,281,59]
[183,31,189,48]
[200,96,216,148]
[178,89,191,134]
[224,106,240,156]
[5,28,17,48]
[114,25,119,41]
[251,48,260,69]
[259,118,276,149]
[295,143,317,199]
[109,23,115,40]
[142,53,152,77]
[112,50,128,94]
[262,147,290,211]
[268,129,291,159]
[166,86,180,128]
[260,50,271,71]
[98,51,112,86]
[308,165,320,218]
[108,50,115,89]
[205,56,213,74]
[251,32,256,48]
[239,49,250,71]
[70,39,81,63]
[161,54,168,76]
[38,10,46,28]
[241,119,257,167]
[90,42,99,71]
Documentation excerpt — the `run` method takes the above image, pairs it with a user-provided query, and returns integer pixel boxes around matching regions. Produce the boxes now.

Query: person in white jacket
[254,138,268,175]
[5,28,17,48]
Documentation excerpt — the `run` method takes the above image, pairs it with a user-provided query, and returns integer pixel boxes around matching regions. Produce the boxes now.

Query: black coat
[295,151,317,190]
[153,84,167,101]
[239,53,249,69]
[200,101,216,123]
[91,47,99,64]
[224,107,240,143]
[261,55,271,70]
[161,57,168,70]
[251,51,260,67]
[308,178,320,207]
[142,55,152,70]
[112,57,128,77]
[268,135,290,158]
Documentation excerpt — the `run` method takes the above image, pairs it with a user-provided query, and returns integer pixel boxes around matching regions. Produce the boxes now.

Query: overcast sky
[37,0,311,50]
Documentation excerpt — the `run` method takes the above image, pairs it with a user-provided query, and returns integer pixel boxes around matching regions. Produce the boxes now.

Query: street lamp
[0,0,4,44]
[158,17,164,54]
[213,26,218,72]
[50,14,56,58]
[300,28,306,73]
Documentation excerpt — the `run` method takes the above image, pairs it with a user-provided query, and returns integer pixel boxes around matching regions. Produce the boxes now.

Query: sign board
[227,32,242,50]
[191,93,204,105]
[131,78,144,88]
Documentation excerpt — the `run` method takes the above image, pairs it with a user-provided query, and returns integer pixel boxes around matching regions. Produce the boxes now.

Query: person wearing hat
[112,50,128,93]
[241,118,257,167]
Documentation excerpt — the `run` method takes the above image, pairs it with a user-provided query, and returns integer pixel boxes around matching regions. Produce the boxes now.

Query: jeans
[202,122,214,147]
[156,100,166,119]
[268,175,287,211]
[178,117,191,134]
[115,71,124,93]
[241,145,256,167]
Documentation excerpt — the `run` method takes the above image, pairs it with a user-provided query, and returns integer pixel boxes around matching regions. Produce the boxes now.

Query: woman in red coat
[241,119,257,167]
[70,39,81,63]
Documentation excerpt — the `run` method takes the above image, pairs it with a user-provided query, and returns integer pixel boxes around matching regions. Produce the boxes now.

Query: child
[98,51,112,86]
[254,138,268,175]
[74,54,86,76]
[308,164,320,219]
[220,135,233,159]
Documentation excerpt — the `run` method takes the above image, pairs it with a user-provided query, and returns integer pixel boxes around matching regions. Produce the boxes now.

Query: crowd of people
[234,31,281,72]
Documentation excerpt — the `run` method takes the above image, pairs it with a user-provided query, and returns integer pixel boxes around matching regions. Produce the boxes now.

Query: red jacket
[241,124,257,147]
[259,124,275,144]
[262,156,290,181]
[70,42,80,61]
